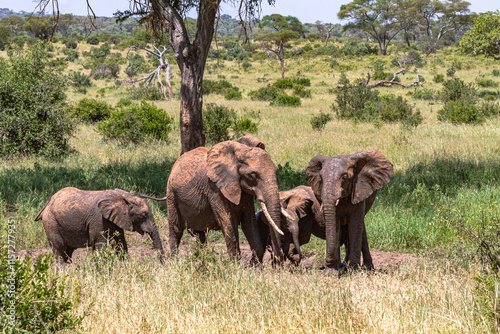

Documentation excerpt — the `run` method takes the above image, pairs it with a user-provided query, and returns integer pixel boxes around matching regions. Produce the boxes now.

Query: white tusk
[335,199,340,206]
[281,208,294,221]
[261,202,284,235]
[320,203,323,214]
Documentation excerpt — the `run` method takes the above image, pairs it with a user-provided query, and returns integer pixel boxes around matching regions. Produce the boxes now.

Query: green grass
[1,42,500,333]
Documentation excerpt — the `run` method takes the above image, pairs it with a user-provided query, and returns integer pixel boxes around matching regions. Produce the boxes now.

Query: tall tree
[39,0,275,154]
[23,16,53,40]
[338,0,403,55]
[0,15,24,37]
[460,10,500,60]
[56,14,76,37]
[256,14,303,78]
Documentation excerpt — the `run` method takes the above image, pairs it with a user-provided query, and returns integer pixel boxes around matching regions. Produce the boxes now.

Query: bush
[446,66,456,77]
[270,92,301,106]
[341,40,377,56]
[310,112,332,130]
[333,84,380,120]
[91,62,120,79]
[433,74,445,83]
[203,79,239,95]
[86,36,99,45]
[492,69,500,77]
[97,101,174,143]
[412,88,436,100]
[476,77,499,88]
[203,104,237,143]
[126,85,164,100]
[437,99,483,124]
[242,61,252,71]
[63,48,79,62]
[440,78,477,104]
[0,42,73,158]
[0,248,83,332]
[65,39,77,49]
[378,94,423,127]
[69,71,92,88]
[224,89,242,100]
[248,86,281,101]
[272,78,294,89]
[479,90,500,100]
[479,101,500,118]
[292,84,312,98]
[66,98,112,123]
[234,116,258,137]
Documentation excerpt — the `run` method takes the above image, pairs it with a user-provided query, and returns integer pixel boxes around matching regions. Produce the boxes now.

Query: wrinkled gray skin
[306,150,393,270]
[257,186,370,266]
[166,137,284,263]
[35,187,165,263]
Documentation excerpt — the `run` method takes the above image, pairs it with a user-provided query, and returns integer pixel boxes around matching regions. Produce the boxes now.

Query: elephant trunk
[146,219,165,263]
[262,185,284,262]
[288,220,302,259]
[323,191,340,269]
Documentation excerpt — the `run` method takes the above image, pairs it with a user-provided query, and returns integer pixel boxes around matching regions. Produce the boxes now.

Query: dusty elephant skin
[166,137,284,263]
[257,185,368,266]
[35,187,165,263]
[306,150,393,271]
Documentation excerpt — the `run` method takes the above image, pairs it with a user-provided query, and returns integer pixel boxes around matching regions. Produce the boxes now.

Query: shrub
[479,101,500,118]
[69,71,92,88]
[310,112,332,130]
[270,92,301,107]
[0,42,73,158]
[479,90,500,100]
[203,104,237,143]
[91,62,120,79]
[248,86,281,101]
[476,77,499,88]
[437,99,483,124]
[292,84,312,98]
[341,40,377,56]
[242,61,252,71]
[97,101,174,143]
[372,71,392,81]
[273,78,294,89]
[125,54,145,78]
[234,116,258,137]
[446,66,456,77]
[224,89,242,100]
[333,85,380,120]
[492,69,500,77]
[86,36,99,45]
[203,79,239,95]
[65,39,77,49]
[440,78,477,104]
[90,44,111,60]
[412,88,436,100]
[0,248,83,332]
[127,85,164,100]
[433,74,445,83]
[66,98,112,123]
[63,48,79,62]
[378,94,423,127]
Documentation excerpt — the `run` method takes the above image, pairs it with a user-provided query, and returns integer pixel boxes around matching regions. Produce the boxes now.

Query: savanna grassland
[1,39,500,333]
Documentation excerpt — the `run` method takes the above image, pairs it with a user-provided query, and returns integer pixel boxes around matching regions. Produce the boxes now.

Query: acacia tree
[338,0,403,55]
[460,11,500,60]
[39,0,274,154]
[256,14,303,78]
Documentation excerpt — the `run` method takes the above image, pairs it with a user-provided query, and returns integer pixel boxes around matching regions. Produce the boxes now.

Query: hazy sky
[3,0,500,24]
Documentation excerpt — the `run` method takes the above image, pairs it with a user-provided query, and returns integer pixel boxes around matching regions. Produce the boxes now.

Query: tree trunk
[179,58,205,154]
[278,42,285,79]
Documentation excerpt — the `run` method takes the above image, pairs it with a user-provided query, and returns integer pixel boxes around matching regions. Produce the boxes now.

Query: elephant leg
[113,228,128,254]
[212,200,240,260]
[167,195,184,255]
[194,230,207,244]
[241,212,265,263]
[346,202,366,269]
[361,224,374,270]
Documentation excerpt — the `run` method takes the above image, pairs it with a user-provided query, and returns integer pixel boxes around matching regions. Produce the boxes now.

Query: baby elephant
[35,187,165,263]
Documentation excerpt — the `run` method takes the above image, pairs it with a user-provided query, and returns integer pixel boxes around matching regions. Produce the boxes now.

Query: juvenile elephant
[306,150,393,270]
[257,185,370,266]
[35,187,165,263]
[166,138,284,263]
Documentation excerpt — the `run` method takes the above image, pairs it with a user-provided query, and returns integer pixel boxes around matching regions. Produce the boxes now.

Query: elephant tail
[135,193,168,201]
[34,197,51,221]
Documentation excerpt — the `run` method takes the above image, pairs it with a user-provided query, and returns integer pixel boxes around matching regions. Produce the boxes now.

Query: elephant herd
[36,136,393,272]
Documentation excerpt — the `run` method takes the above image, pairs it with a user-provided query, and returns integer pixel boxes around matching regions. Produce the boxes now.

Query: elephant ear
[281,188,314,219]
[207,141,247,205]
[350,150,394,204]
[306,155,330,202]
[236,136,266,150]
[98,191,133,231]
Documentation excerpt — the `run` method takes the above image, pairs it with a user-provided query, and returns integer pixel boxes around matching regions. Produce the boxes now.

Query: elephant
[306,150,393,271]
[164,137,285,263]
[256,185,369,266]
[35,187,165,263]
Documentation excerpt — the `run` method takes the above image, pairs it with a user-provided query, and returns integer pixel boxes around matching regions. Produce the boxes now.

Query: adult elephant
[165,138,284,263]
[306,150,393,271]
[35,187,165,263]
[257,185,369,266]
